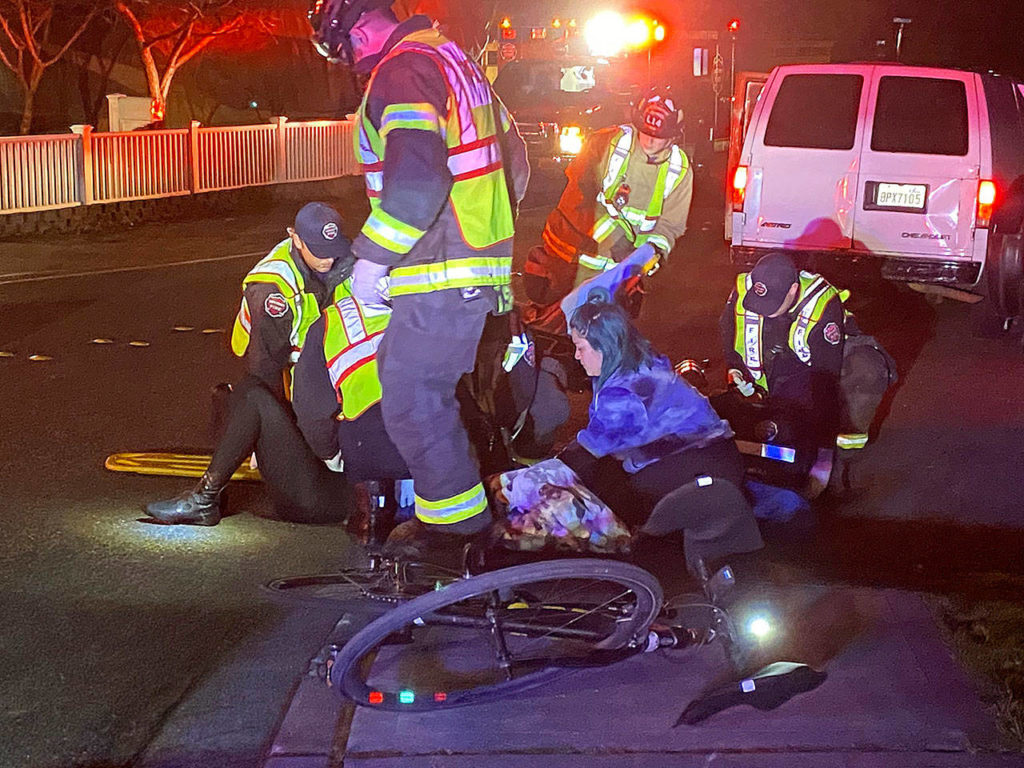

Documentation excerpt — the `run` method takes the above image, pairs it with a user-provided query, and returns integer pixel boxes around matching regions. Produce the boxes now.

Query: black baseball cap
[293,202,351,261]
[743,251,798,316]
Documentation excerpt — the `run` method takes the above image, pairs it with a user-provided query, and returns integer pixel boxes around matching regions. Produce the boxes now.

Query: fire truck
[486,9,668,166]
[485,8,726,173]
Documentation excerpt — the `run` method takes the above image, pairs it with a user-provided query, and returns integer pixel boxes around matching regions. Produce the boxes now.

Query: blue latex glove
[396,479,415,508]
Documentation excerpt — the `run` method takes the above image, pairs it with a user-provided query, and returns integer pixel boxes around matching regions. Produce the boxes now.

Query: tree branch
[42,5,100,67]
[176,14,243,68]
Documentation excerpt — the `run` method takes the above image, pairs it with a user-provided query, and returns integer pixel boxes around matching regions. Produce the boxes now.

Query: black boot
[145,471,227,526]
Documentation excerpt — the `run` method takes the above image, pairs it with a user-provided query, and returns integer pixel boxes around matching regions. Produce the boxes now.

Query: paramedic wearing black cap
[720,251,896,476]
[144,202,355,526]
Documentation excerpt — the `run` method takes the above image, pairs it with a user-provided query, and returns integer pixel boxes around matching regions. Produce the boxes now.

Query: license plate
[875,182,927,210]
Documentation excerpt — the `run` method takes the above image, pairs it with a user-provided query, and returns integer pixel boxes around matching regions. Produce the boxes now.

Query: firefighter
[144,202,353,525]
[308,0,530,555]
[520,86,694,335]
[719,251,896,488]
[511,86,694,456]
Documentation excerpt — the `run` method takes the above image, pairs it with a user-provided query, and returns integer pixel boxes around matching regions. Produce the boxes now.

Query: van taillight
[976,180,997,228]
[731,165,748,212]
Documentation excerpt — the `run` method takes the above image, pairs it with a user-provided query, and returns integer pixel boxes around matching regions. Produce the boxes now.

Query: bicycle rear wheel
[330,559,663,711]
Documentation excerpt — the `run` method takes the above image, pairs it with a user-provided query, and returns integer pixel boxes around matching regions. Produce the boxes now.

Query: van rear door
[738,66,868,250]
[852,68,980,259]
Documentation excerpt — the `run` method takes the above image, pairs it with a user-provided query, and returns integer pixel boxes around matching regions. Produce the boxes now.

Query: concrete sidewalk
[259,585,1020,768]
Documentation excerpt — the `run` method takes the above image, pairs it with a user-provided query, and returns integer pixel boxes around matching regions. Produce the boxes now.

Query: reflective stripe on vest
[322,280,391,421]
[230,241,320,368]
[355,28,515,266]
[733,271,846,392]
[415,481,488,525]
[589,126,687,247]
[789,277,829,363]
[836,433,869,450]
[388,256,511,296]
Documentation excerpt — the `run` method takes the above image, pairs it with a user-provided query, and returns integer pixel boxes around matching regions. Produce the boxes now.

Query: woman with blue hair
[558,300,763,561]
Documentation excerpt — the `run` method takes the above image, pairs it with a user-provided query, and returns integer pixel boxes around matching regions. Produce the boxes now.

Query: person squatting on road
[511,87,694,454]
[719,251,896,488]
[145,203,356,526]
[291,273,412,531]
[308,0,530,556]
[556,299,763,568]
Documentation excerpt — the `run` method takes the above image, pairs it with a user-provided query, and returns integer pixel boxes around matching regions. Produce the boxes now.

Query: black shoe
[145,471,225,526]
[382,518,489,568]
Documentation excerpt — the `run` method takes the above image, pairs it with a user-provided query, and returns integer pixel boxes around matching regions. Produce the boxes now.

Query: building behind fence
[0,117,359,216]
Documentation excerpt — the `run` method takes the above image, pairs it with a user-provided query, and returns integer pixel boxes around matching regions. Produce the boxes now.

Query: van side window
[871,77,969,156]
[763,74,862,150]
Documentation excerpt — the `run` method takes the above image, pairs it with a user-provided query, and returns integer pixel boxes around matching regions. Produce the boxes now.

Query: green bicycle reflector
[399,690,415,704]
[368,691,384,705]
[433,691,447,702]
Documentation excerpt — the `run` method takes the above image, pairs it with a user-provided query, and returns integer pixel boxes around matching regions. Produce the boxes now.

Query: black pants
[209,376,352,523]
[562,438,747,528]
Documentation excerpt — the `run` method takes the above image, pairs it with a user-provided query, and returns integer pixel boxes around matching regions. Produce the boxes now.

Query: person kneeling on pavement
[291,276,413,536]
[718,251,897,492]
[551,299,763,567]
[144,203,355,526]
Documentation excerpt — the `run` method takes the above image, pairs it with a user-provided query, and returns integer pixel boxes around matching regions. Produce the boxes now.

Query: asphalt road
[1,170,1023,768]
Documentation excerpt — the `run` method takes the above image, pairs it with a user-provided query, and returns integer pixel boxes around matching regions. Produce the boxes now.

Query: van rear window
[871,77,969,156]
[763,74,862,150]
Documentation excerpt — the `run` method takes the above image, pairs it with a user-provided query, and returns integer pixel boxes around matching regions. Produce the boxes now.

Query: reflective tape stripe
[389,257,511,295]
[361,208,427,254]
[379,103,445,139]
[447,136,500,177]
[336,295,368,344]
[791,278,828,363]
[248,262,302,297]
[237,298,252,334]
[638,233,670,253]
[364,171,383,193]
[600,126,633,192]
[415,482,488,524]
[578,253,617,271]
[836,433,869,449]
[327,331,384,387]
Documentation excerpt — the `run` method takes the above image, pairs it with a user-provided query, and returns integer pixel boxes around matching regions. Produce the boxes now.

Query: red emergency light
[728,18,740,33]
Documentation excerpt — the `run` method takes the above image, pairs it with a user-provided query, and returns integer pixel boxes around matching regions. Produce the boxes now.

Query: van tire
[984,225,1024,322]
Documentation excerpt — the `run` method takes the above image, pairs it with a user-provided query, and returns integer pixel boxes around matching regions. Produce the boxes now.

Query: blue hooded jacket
[577,355,733,473]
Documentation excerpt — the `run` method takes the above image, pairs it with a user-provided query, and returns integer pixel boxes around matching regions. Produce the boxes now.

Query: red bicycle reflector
[368,691,384,705]
[731,165,748,211]
[433,691,448,702]
[977,179,996,227]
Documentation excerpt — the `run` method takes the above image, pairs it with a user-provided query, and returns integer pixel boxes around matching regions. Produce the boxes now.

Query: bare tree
[0,0,101,134]
[113,0,251,123]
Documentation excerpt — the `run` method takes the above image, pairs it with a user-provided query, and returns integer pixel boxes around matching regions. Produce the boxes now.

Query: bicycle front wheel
[330,558,663,711]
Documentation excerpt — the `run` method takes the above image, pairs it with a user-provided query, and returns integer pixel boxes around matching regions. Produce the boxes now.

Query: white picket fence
[0,117,360,215]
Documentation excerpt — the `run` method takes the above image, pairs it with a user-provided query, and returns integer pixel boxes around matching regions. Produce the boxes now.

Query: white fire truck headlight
[559,125,584,156]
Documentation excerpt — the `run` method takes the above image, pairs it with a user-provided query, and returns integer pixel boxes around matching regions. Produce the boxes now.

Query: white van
[729,63,1024,320]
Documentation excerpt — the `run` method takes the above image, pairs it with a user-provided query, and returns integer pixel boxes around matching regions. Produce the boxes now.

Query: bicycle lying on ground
[269,545,825,723]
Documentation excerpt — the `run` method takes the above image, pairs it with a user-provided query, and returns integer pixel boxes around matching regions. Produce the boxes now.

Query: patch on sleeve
[823,321,841,345]
[264,293,289,318]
